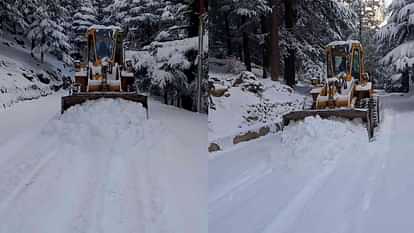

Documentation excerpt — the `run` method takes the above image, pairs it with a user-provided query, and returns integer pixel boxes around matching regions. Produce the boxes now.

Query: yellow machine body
[62,25,147,114]
[283,40,380,139]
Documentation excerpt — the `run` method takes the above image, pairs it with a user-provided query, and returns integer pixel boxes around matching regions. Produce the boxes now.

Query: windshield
[328,53,348,78]
[95,30,113,60]
[333,55,347,76]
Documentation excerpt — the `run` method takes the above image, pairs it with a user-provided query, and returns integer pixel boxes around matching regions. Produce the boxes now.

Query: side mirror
[74,60,81,71]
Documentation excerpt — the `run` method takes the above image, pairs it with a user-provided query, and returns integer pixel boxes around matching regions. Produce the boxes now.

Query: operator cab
[87,25,122,65]
[326,41,364,83]
[95,29,113,62]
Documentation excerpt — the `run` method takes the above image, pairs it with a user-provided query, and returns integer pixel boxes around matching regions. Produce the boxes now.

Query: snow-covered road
[0,95,206,233]
[209,92,414,233]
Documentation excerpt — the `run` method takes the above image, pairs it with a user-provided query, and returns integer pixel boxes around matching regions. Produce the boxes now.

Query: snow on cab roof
[327,40,360,47]
[88,25,122,31]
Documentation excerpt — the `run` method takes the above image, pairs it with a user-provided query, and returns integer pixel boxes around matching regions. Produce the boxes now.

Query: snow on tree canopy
[232,0,271,18]
[377,0,414,71]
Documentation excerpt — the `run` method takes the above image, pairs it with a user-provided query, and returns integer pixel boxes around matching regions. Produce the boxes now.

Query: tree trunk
[41,34,46,64]
[284,48,295,86]
[224,13,232,56]
[270,0,281,81]
[238,44,243,62]
[284,0,296,87]
[261,16,269,79]
[31,38,35,57]
[164,88,168,104]
[242,16,252,72]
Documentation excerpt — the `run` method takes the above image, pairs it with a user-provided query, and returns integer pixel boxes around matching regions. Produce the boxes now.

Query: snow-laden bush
[130,36,208,112]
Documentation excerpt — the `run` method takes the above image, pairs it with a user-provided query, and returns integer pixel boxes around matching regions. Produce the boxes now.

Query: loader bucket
[282,108,374,139]
[61,93,148,116]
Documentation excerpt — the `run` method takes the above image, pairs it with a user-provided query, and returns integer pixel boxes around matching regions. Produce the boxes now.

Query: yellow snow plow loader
[61,25,147,114]
[283,40,380,138]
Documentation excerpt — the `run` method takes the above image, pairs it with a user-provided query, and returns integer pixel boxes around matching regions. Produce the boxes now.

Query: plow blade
[282,108,374,139]
[61,93,148,115]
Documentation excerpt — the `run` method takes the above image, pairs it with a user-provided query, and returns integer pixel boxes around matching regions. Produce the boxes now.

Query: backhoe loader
[61,25,147,114]
[283,40,380,138]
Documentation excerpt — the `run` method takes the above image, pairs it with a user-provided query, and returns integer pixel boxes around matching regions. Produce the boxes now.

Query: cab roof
[88,25,122,32]
[327,40,361,47]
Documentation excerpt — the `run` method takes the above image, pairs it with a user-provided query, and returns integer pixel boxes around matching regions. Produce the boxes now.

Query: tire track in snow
[350,109,395,233]
[87,121,162,233]
[0,136,59,204]
[0,143,59,218]
[209,161,273,207]
[66,150,113,233]
[99,154,145,233]
[361,110,394,212]
[0,99,178,233]
[265,111,394,233]
[288,143,375,233]
[137,122,170,233]
[261,119,370,233]
[261,158,339,233]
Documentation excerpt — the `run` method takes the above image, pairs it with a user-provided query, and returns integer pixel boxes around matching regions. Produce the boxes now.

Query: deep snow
[209,92,414,233]
[0,34,71,108]
[208,69,304,143]
[0,95,206,233]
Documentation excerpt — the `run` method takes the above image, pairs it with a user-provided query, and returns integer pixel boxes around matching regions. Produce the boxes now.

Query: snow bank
[0,54,53,107]
[209,68,304,145]
[0,34,70,108]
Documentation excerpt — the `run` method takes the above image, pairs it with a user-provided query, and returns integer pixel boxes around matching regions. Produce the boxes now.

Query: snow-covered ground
[0,33,71,108]
[208,62,304,146]
[0,95,206,233]
[209,92,414,233]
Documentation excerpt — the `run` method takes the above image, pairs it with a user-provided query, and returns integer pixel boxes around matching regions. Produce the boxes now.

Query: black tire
[357,96,379,129]
[368,96,379,128]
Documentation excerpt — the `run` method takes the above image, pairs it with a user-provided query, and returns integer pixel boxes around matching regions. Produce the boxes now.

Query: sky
[382,0,391,25]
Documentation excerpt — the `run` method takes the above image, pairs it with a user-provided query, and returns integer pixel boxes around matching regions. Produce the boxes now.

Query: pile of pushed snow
[278,116,368,171]
[42,99,149,155]
[209,69,304,142]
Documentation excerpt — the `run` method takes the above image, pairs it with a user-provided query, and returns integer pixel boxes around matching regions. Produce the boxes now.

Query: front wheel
[357,96,380,128]
[369,96,380,128]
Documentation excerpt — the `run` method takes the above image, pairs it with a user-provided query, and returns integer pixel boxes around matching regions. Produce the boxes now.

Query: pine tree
[210,0,356,82]
[27,0,71,63]
[94,0,112,23]
[71,0,97,60]
[377,0,414,72]
[0,0,205,111]
[124,0,164,47]
[0,0,28,34]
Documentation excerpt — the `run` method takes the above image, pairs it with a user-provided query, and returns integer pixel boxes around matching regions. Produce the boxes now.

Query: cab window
[352,49,360,79]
